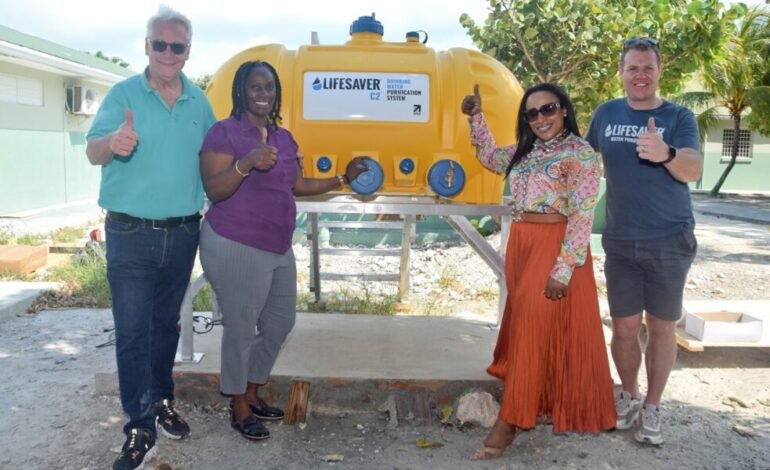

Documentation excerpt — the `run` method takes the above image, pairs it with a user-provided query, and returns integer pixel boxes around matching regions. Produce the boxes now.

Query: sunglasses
[623,37,659,50]
[523,102,562,122]
[148,39,188,55]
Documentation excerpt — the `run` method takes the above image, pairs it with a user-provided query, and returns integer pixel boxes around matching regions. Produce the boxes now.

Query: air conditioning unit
[66,86,101,115]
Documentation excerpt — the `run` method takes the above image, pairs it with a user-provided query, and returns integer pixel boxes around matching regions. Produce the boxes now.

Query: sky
[0,0,490,78]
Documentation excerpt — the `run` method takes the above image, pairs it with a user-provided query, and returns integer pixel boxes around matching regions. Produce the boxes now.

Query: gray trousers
[199,221,297,395]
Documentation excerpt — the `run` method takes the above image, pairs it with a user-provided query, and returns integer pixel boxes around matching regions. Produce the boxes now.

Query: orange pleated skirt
[487,220,616,433]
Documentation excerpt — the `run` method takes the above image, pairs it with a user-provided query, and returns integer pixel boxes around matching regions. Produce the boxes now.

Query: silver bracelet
[234,160,248,177]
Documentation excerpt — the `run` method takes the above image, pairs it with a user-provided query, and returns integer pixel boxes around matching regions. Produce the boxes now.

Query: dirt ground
[1,212,769,469]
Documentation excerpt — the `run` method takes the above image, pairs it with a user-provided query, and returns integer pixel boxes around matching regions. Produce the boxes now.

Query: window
[721,128,752,160]
[0,73,43,106]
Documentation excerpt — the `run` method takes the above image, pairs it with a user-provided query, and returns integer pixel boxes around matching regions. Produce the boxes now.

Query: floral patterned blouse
[470,113,600,285]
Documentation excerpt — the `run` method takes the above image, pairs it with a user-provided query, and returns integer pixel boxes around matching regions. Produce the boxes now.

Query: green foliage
[0,226,12,245]
[16,233,46,246]
[51,248,111,308]
[92,50,130,68]
[191,74,212,91]
[50,226,86,243]
[192,282,213,312]
[671,6,770,196]
[460,0,738,127]
[302,284,397,315]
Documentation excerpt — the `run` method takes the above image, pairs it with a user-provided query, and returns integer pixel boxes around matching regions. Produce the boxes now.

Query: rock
[455,390,500,428]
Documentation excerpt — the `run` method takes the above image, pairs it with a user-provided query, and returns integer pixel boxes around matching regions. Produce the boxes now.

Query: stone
[456,390,500,428]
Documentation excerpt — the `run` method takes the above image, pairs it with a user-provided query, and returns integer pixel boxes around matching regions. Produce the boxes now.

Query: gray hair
[147,5,192,42]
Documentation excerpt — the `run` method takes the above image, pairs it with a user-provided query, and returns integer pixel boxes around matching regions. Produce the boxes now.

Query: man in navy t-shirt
[586,38,702,446]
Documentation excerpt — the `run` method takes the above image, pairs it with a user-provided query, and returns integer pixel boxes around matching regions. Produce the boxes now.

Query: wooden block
[283,379,310,424]
[0,245,48,274]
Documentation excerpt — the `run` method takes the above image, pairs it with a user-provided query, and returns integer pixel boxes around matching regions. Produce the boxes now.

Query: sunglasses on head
[523,102,562,122]
[149,39,188,55]
[623,37,659,50]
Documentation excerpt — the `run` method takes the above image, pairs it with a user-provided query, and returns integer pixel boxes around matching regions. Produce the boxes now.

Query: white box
[684,311,763,342]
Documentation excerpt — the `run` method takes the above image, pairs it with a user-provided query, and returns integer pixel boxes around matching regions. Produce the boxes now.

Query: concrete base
[0,281,58,323]
[96,313,501,413]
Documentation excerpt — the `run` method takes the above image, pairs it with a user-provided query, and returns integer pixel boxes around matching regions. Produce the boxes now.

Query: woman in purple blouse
[199,61,366,440]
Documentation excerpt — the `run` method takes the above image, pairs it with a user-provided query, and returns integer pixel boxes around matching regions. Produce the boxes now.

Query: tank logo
[311,76,381,91]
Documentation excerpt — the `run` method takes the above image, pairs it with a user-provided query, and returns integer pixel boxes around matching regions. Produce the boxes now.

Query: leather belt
[106,211,201,229]
[515,212,567,223]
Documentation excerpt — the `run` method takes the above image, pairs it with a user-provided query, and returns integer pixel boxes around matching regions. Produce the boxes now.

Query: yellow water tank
[205,14,523,204]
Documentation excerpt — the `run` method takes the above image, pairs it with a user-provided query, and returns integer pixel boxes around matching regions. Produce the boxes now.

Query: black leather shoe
[230,410,270,440]
[249,400,285,421]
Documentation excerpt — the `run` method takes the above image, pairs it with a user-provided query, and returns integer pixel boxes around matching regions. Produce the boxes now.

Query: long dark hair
[230,61,283,130]
[505,83,580,178]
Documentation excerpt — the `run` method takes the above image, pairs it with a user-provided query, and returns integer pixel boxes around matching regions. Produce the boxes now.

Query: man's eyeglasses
[148,39,188,55]
[523,102,562,122]
[623,37,659,50]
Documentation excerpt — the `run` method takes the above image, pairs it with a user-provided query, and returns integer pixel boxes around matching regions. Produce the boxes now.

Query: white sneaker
[615,391,643,430]
[635,405,664,445]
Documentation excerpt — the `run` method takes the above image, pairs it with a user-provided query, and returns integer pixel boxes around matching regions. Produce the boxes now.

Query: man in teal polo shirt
[86,6,215,470]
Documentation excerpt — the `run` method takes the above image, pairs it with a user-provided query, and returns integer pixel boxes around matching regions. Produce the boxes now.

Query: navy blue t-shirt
[586,98,700,240]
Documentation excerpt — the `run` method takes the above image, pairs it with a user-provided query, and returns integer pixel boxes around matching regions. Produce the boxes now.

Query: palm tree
[674,6,770,197]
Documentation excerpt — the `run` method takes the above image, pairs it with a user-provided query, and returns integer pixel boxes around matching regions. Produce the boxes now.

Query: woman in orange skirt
[461,83,616,459]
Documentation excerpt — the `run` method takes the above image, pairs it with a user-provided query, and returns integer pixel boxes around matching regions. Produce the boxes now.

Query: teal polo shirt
[87,69,216,219]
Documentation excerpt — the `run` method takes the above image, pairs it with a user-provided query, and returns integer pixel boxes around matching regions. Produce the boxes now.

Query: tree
[190,73,212,91]
[460,0,739,127]
[673,6,770,196]
[92,50,130,69]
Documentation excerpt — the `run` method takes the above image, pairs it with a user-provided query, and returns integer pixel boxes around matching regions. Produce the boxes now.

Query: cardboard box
[685,311,763,342]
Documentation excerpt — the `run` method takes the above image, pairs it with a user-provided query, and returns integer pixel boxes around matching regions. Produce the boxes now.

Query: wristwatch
[662,145,677,164]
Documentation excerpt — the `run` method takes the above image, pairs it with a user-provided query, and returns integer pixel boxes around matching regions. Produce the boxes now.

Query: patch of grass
[0,269,32,281]
[49,248,111,308]
[15,233,47,246]
[50,226,86,243]
[192,282,213,311]
[437,265,462,291]
[0,226,13,245]
[306,283,397,315]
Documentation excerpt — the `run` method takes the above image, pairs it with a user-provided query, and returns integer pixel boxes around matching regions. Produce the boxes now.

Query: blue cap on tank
[349,158,384,195]
[428,160,466,198]
[350,14,384,36]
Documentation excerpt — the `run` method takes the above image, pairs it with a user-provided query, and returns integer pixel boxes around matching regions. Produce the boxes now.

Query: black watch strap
[662,146,677,164]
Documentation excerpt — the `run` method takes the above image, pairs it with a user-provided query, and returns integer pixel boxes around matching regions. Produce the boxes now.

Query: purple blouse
[201,116,300,254]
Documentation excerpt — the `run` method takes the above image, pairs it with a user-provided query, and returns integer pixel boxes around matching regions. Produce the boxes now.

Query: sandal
[471,444,507,460]
[249,399,284,421]
[230,409,270,440]
[470,418,517,460]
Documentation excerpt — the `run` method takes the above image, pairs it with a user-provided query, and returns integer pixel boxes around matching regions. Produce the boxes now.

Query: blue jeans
[105,217,200,437]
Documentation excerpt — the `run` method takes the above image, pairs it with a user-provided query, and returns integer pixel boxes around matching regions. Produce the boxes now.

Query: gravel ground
[0,211,769,469]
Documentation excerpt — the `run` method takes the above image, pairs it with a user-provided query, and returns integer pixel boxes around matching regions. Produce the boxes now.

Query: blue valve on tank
[399,157,415,175]
[427,159,465,197]
[349,158,384,195]
[316,156,332,173]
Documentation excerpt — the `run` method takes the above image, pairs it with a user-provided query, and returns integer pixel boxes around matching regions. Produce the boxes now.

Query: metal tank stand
[177,194,512,363]
[296,193,512,319]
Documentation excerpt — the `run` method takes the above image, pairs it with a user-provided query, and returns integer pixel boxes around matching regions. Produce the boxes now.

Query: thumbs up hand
[243,126,279,171]
[636,117,668,163]
[108,109,139,157]
[461,84,482,116]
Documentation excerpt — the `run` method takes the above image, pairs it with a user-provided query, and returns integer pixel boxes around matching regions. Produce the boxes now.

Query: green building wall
[0,62,104,215]
[697,121,770,192]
